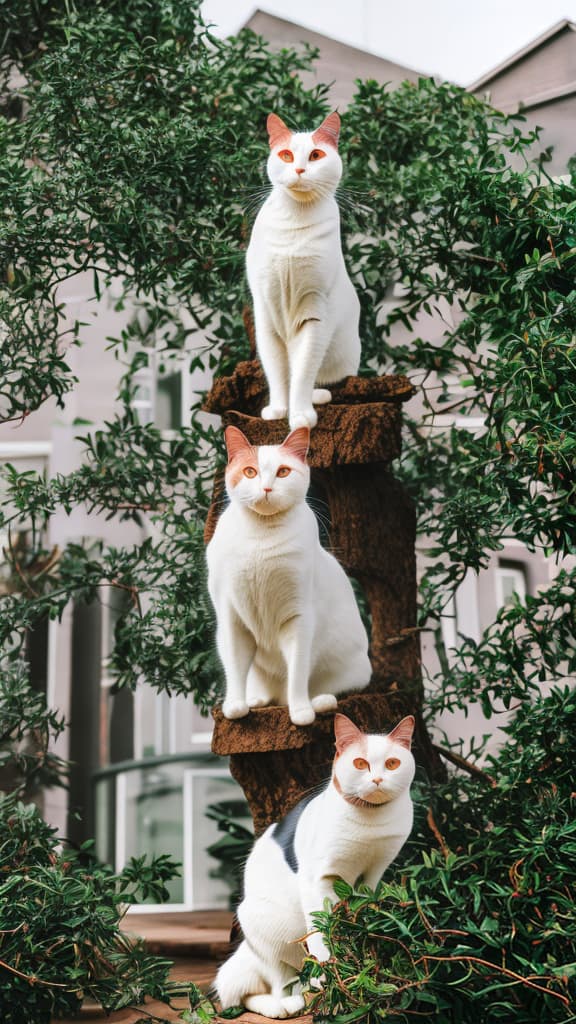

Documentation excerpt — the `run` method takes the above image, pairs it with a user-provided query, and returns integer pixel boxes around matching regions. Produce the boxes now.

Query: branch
[426,806,450,859]
[419,954,569,1007]
[431,743,497,787]
[0,958,69,988]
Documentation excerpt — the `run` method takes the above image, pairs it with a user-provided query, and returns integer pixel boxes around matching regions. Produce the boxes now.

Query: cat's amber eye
[309,148,326,161]
[353,757,370,771]
[243,466,258,478]
[385,757,401,771]
[276,466,292,478]
[278,149,294,163]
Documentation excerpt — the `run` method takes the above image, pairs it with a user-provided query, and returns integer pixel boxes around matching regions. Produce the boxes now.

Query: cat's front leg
[254,305,289,420]
[279,615,314,726]
[216,610,256,719]
[300,875,337,963]
[288,318,329,430]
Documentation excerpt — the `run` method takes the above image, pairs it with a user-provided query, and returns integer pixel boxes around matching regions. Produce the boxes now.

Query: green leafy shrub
[304,686,576,1021]
[0,796,192,1023]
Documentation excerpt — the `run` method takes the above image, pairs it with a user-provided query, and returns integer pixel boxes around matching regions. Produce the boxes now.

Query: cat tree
[204,352,440,835]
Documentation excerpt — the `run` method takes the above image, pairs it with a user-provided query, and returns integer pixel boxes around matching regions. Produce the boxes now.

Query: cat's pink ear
[267,113,291,150]
[387,716,415,751]
[312,111,340,150]
[225,426,254,463]
[280,427,309,463]
[334,714,365,754]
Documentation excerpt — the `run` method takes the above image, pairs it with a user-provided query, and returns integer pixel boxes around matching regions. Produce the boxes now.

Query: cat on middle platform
[206,425,371,726]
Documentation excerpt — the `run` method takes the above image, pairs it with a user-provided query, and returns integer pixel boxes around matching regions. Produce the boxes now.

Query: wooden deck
[53,910,312,1023]
[54,910,231,1023]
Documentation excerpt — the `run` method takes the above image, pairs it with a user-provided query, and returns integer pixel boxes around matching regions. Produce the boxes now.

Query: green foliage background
[0,0,575,1020]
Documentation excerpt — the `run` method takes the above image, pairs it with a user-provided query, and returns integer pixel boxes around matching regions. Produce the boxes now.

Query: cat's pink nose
[372,777,383,786]
[263,487,272,493]
[295,167,305,175]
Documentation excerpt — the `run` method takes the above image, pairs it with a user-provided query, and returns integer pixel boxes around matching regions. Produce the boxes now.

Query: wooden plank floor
[52,911,313,1023]
[122,908,234,956]
[54,911,229,1023]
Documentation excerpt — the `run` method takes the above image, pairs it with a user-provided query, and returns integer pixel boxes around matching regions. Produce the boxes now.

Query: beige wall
[246,10,419,111]
[475,27,576,110]
[472,24,576,175]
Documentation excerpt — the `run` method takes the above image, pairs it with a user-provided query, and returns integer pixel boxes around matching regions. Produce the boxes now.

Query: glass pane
[135,683,164,758]
[156,372,182,430]
[94,777,115,865]
[496,565,527,607]
[190,772,252,910]
[124,763,185,904]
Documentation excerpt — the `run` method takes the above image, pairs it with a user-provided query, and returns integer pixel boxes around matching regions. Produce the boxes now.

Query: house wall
[471,24,576,174]
[246,10,419,109]
[475,27,576,109]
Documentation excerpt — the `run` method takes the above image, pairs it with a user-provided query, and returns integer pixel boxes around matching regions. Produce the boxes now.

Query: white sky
[201,0,576,85]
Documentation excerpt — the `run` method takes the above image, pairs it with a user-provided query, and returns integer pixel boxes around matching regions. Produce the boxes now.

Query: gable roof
[243,7,422,83]
[469,19,576,91]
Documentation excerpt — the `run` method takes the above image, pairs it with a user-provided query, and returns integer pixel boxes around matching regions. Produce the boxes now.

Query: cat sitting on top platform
[246,111,361,430]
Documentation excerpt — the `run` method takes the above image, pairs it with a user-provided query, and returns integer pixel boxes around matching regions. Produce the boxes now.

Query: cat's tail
[215,939,267,1010]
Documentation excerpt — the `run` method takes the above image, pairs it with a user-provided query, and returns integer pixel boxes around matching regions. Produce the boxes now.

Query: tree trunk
[204,360,444,833]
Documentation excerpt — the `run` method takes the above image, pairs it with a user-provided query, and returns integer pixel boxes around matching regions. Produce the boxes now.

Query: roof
[242,7,423,82]
[469,18,576,91]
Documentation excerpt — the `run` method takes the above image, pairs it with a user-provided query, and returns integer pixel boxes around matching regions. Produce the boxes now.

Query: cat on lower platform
[206,425,371,726]
[215,713,415,1018]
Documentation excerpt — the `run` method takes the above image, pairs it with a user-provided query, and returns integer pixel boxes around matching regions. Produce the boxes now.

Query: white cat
[206,425,371,726]
[215,713,415,1018]
[246,111,361,430]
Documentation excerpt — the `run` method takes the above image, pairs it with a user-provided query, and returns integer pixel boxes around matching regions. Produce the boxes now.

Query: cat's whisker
[305,503,332,536]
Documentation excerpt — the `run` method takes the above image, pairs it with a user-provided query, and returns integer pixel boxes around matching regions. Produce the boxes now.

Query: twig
[419,954,569,1007]
[0,410,32,427]
[3,542,39,598]
[383,626,424,647]
[426,806,450,860]
[431,743,497,787]
[0,958,69,988]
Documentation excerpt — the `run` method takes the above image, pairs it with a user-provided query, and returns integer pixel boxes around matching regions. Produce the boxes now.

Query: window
[130,351,192,431]
[495,560,527,609]
[0,444,52,692]
[156,370,183,431]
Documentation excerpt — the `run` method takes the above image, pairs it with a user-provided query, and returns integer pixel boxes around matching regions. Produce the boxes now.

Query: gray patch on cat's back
[272,788,323,872]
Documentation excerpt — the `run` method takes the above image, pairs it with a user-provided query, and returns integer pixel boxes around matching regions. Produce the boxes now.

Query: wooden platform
[123,908,233,957]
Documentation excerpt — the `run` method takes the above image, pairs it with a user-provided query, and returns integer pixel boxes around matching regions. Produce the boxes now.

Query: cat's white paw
[289,408,318,430]
[311,693,338,713]
[262,404,288,421]
[244,994,288,1018]
[282,994,306,1016]
[309,973,326,991]
[312,388,332,405]
[222,699,250,719]
[307,932,331,963]
[290,704,316,726]
[247,695,271,709]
